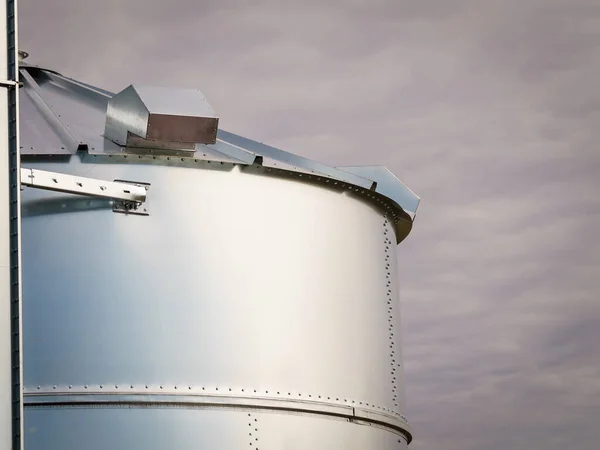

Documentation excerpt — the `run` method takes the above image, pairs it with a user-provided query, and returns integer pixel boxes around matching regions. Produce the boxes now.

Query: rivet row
[248,413,259,448]
[384,218,400,412]
[24,384,402,417]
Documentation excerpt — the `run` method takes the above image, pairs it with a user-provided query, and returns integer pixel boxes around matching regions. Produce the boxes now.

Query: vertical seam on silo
[384,216,398,410]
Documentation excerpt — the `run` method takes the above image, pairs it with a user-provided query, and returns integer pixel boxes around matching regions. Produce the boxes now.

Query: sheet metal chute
[104,85,219,154]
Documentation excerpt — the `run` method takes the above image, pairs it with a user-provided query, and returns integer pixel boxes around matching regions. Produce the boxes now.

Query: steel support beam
[20,168,147,203]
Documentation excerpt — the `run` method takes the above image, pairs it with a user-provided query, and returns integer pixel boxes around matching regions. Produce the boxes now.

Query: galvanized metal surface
[21,69,105,153]
[17,57,418,449]
[104,85,150,147]
[20,70,80,153]
[21,156,411,448]
[216,130,376,190]
[24,408,408,449]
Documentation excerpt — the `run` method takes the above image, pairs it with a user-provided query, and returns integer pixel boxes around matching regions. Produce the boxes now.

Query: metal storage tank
[17,51,420,450]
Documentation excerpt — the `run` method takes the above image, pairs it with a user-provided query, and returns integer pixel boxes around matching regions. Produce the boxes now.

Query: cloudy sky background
[20,0,600,448]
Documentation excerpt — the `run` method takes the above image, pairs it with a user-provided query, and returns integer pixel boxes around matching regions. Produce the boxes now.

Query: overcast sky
[19,1,600,449]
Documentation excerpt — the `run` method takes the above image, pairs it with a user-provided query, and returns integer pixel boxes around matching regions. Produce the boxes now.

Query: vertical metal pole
[0,0,22,449]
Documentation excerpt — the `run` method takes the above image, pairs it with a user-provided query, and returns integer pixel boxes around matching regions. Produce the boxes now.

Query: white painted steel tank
[19,53,419,450]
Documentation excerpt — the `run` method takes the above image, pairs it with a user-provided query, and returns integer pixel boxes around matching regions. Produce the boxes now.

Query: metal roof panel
[337,165,420,216]
[216,130,376,190]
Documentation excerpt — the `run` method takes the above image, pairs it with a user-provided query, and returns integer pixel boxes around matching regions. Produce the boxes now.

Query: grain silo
[2,11,420,450]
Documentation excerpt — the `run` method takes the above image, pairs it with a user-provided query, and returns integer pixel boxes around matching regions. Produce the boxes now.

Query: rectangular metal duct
[104,85,219,151]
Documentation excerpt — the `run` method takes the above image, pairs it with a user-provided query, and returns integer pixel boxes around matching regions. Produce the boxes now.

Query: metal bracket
[0,79,17,88]
[112,180,151,216]
[20,168,149,215]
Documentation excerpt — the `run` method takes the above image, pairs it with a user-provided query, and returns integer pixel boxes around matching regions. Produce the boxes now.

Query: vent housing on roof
[104,85,219,152]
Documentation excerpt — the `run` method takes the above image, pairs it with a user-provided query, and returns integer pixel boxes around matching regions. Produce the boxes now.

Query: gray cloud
[19,0,600,449]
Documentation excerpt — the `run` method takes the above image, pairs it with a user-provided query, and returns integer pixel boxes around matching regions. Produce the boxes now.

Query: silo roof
[18,56,420,241]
